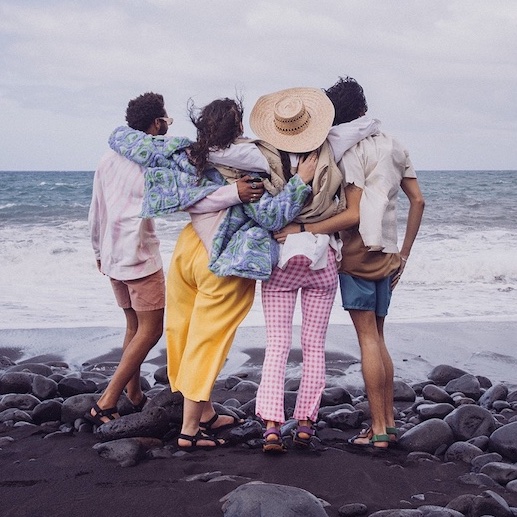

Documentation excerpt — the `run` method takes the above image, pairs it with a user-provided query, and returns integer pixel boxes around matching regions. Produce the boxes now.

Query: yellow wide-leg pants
[166,223,256,402]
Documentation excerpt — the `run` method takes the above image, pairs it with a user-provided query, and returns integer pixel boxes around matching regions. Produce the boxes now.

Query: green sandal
[347,427,389,450]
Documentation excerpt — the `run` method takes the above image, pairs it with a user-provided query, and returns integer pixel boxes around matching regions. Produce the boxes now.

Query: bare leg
[349,309,388,447]
[376,316,395,430]
[93,307,164,421]
[178,399,223,448]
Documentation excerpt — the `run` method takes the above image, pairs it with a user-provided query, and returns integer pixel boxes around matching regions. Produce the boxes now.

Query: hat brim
[249,87,335,153]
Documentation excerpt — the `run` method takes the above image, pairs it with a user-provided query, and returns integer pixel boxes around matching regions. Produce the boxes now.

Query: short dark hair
[125,92,165,131]
[325,76,368,125]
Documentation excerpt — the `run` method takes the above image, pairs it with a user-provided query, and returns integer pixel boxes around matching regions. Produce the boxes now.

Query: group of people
[87,76,425,452]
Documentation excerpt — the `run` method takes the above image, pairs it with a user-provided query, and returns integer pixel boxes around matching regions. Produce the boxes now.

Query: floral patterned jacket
[108,127,312,280]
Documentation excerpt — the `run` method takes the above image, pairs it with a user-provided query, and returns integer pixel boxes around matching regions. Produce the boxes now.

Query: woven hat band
[273,96,311,136]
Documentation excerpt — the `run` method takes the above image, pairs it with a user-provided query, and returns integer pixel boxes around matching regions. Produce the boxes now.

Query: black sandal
[292,425,315,448]
[130,393,148,413]
[177,430,225,451]
[199,412,243,434]
[85,403,118,426]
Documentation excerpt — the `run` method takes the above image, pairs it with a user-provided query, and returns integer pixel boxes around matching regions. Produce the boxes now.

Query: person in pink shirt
[86,92,172,425]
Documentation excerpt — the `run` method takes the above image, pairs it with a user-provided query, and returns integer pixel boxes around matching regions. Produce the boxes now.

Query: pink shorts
[110,269,165,312]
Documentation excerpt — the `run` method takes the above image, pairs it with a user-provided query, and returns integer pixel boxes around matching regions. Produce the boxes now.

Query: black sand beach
[1,322,517,516]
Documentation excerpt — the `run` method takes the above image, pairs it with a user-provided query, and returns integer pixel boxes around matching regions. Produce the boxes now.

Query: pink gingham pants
[255,247,338,424]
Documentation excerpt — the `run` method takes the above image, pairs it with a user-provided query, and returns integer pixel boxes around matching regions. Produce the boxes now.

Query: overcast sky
[1,0,516,171]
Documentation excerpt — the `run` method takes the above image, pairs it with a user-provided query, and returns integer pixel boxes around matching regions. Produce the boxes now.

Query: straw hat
[249,87,335,153]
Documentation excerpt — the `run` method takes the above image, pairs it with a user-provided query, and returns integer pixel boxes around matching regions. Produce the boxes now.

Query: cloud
[0,0,516,170]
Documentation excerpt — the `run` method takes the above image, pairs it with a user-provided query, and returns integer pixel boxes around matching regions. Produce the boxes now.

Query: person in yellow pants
[166,223,255,447]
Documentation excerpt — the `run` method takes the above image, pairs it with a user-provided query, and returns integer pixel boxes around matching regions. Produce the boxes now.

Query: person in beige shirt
[275,76,425,450]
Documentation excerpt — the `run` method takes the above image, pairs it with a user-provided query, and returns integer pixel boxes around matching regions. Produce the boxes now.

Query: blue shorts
[339,273,393,317]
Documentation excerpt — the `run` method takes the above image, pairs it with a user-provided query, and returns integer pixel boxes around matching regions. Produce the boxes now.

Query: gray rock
[368,511,422,516]
[479,384,509,409]
[94,407,170,441]
[0,407,33,424]
[32,399,63,424]
[479,461,517,485]
[320,387,353,406]
[31,374,59,400]
[225,375,244,390]
[323,408,364,430]
[417,506,463,516]
[184,470,223,482]
[153,365,168,384]
[444,404,497,440]
[319,403,355,419]
[471,489,513,517]
[493,400,511,411]
[7,363,53,376]
[58,377,97,397]
[393,380,416,402]
[222,419,262,445]
[0,372,33,394]
[221,482,328,517]
[507,390,517,404]
[398,418,454,454]
[93,437,161,467]
[0,393,41,411]
[229,380,259,397]
[506,479,517,493]
[61,393,99,422]
[0,356,16,370]
[239,398,256,417]
[467,435,489,450]
[446,493,477,514]
[417,403,455,420]
[444,374,481,400]
[444,441,483,463]
[0,436,15,446]
[428,365,469,385]
[459,472,501,488]
[337,502,368,516]
[421,385,453,404]
[489,421,517,461]
[405,451,441,464]
[284,378,300,392]
[471,452,503,472]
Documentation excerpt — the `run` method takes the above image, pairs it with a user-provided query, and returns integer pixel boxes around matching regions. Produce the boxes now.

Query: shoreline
[1,320,516,388]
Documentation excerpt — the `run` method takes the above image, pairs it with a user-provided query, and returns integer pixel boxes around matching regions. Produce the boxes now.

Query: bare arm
[391,177,425,288]
[274,183,362,242]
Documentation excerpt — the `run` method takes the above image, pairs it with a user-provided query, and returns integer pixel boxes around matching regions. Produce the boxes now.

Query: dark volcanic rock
[221,482,329,517]
[489,421,517,461]
[444,374,481,400]
[444,404,497,440]
[398,418,454,454]
[427,365,469,385]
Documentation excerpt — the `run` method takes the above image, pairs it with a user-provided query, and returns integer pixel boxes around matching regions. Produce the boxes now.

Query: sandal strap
[386,426,399,436]
[263,427,281,439]
[199,413,219,430]
[296,425,315,436]
[371,433,390,443]
[92,403,118,419]
[178,430,220,446]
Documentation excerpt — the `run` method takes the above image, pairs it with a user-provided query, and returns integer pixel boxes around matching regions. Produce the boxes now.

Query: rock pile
[2,357,517,516]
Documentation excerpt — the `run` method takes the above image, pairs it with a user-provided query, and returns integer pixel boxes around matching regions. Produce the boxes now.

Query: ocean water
[1,169,516,331]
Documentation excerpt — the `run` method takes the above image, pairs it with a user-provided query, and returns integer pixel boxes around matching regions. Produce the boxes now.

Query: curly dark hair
[325,76,368,125]
[126,92,166,131]
[188,97,244,173]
